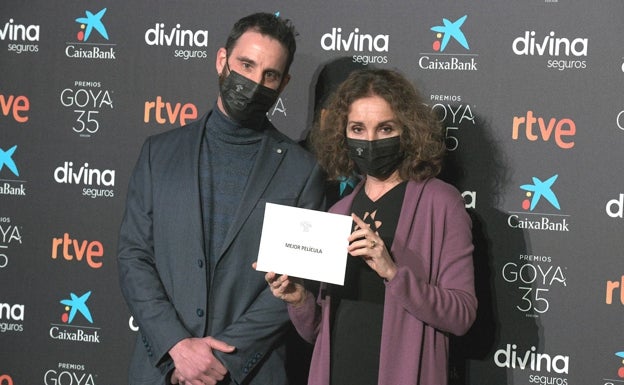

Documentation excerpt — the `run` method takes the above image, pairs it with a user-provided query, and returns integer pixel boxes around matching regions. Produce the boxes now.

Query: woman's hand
[348,213,397,281]
[252,262,308,306]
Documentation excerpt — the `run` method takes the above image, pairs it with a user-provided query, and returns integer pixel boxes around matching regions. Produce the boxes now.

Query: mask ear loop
[222,50,232,77]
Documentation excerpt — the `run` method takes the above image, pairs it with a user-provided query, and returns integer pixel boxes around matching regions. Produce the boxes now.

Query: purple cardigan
[288,178,477,385]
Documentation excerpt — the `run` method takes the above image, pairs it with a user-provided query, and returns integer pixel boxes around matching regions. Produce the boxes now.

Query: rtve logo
[512,111,576,149]
[606,275,624,305]
[144,96,198,126]
[0,374,13,385]
[0,93,30,123]
[51,233,103,269]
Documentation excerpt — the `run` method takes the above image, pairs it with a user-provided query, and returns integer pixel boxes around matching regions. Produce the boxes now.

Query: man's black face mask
[219,64,280,128]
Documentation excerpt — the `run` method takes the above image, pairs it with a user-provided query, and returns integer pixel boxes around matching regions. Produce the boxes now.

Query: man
[117,12,325,385]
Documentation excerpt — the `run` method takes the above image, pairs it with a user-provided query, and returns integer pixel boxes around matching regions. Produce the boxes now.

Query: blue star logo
[60,291,93,324]
[431,15,470,52]
[0,145,19,177]
[75,8,109,41]
[520,174,561,211]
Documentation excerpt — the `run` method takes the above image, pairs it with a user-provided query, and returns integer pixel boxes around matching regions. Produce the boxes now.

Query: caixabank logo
[508,174,571,232]
[601,350,624,384]
[419,14,478,71]
[1,17,40,54]
[60,81,114,138]
[49,291,101,343]
[614,351,624,380]
[0,144,26,197]
[65,8,116,60]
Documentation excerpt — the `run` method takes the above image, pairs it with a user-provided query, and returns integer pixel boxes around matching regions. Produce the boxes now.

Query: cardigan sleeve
[385,181,477,336]
[287,289,322,344]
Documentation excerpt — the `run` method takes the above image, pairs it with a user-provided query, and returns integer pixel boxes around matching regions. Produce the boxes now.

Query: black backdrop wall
[1,1,623,384]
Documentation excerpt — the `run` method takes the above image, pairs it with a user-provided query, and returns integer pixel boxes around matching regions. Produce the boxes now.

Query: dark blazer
[117,111,325,385]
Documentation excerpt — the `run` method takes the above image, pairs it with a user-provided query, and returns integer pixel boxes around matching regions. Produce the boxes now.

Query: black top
[330,181,407,385]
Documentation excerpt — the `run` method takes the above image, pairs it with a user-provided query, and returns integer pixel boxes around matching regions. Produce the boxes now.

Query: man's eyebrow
[234,54,283,78]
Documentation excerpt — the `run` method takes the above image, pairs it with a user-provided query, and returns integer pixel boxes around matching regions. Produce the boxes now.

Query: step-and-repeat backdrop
[1,1,623,384]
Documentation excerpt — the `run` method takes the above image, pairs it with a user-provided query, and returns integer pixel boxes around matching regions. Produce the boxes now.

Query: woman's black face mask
[346,136,403,179]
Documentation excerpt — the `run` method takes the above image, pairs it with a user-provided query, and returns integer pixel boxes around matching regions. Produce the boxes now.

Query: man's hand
[169,336,236,385]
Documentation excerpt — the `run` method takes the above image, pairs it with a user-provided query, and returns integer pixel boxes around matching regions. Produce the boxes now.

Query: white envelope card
[255,203,352,285]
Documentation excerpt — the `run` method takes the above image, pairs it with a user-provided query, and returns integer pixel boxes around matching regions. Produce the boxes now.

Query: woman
[265,69,477,385]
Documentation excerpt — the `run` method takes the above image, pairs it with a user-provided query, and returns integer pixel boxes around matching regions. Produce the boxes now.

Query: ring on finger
[369,239,376,249]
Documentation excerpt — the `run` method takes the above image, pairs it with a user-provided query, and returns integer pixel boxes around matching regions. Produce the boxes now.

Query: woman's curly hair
[310,68,445,182]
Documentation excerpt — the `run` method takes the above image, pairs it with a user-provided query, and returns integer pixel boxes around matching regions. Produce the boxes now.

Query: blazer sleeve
[212,162,326,384]
[117,138,191,367]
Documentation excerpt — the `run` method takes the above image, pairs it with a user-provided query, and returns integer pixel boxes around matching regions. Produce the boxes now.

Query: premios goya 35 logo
[0,216,22,270]
[60,81,114,138]
[50,291,101,343]
[66,8,116,60]
[508,174,570,232]
[419,15,478,71]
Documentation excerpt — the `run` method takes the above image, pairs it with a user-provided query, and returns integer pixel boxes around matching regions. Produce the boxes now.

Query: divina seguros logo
[419,15,478,71]
[320,26,389,65]
[512,30,588,71]
[508,174,570,231]
[0,301,24,333]
[144,22,209,60]
[53,161,115,199]
[66,8,116,60]
[1,18,39,54]
[50,291,101,343]
[494,343,569,385]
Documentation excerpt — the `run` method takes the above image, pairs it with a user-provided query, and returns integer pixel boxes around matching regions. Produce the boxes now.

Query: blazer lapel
[215,130,287,263]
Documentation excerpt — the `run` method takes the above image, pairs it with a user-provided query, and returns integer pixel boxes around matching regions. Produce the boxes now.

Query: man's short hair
[225,12,297,75]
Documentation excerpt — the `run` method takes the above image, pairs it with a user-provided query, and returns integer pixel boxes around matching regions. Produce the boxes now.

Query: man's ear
[215,47,227,75]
